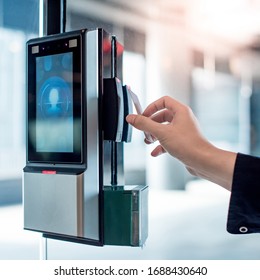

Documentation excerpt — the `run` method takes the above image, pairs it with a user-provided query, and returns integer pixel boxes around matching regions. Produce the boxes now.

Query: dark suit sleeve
[227,153,260,234]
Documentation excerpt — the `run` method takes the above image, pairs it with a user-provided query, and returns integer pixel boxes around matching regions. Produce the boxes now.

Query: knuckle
[132,114,143,128]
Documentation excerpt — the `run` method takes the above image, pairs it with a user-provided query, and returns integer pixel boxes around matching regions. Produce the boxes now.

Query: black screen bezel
[27,35,83,164]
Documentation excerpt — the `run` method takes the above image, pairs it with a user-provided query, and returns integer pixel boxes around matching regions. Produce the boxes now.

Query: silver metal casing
[23,29,103,244]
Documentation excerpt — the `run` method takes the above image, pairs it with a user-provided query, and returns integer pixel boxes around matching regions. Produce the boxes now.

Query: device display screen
[36,53,73,153]
[27,35,83,163]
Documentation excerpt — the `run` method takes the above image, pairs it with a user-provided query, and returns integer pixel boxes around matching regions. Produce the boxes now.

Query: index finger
[143,96,182,118]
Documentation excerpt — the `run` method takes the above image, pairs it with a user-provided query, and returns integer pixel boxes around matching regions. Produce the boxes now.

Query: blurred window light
[0,28,27,178]
[199,0,248,13]
[0,1,39,178]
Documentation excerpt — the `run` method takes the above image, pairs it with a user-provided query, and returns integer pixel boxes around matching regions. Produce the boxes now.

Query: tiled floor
[1,180,260,260]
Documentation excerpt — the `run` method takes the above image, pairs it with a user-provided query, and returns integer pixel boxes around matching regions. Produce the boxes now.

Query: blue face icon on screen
[38,76,72,118]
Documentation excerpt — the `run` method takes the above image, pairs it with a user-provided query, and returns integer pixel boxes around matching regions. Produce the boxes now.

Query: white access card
[127,86,154,143]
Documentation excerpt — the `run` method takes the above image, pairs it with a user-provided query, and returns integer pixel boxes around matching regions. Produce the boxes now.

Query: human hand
[126,96,210,166]
[126,96,237,190]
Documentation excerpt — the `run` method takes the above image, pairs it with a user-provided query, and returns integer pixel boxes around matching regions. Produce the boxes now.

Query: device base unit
[103,185,148,247]
[23,170,101,245]
[23,172,84,237]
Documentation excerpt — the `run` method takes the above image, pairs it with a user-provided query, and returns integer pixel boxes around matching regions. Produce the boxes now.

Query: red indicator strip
[42,170,57,175]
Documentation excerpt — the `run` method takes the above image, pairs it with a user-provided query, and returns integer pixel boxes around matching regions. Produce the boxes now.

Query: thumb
[126,114,161,137]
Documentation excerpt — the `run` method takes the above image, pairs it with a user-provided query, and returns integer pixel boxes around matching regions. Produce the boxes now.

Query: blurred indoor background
[1,0,260,259]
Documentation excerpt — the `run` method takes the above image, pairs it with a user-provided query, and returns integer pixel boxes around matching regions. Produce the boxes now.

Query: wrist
[186,142,237,190]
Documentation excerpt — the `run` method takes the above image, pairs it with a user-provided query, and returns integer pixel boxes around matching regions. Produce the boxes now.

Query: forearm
[185,144,237,191]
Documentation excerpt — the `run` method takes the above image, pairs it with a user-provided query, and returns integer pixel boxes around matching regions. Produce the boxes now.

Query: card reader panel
[103,78,133,142]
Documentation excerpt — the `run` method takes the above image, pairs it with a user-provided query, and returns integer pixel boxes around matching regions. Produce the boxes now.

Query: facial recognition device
[23,28,148,247]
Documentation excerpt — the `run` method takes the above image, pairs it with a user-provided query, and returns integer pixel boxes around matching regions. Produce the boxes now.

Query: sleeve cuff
[227,153,260,234]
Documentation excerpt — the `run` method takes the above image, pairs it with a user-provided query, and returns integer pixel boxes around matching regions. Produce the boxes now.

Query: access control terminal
[23,28,148,246]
